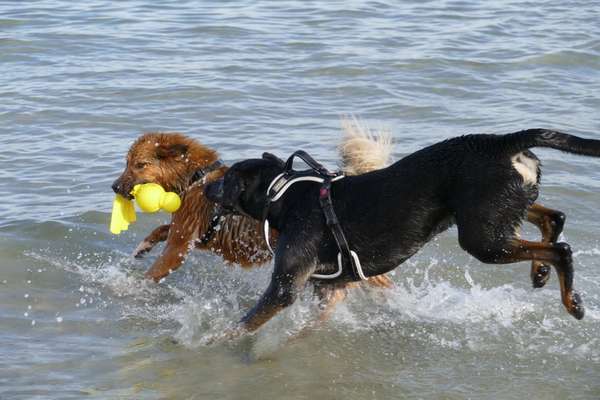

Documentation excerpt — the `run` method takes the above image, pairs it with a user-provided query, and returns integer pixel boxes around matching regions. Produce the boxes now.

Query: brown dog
[111,119,393,311]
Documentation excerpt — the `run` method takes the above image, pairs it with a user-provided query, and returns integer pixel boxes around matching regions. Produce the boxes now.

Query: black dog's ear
[262,152,284,165]
[156,143,188,159]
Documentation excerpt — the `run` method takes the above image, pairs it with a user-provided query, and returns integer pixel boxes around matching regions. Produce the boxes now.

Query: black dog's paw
[531,262,551,288]
[569,292,585,320]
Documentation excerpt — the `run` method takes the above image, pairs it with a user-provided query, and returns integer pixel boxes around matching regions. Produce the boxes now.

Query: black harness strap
[190,158,225,246]
[284,150,336,178]
[318,178,364,281]
[263,150,366,281]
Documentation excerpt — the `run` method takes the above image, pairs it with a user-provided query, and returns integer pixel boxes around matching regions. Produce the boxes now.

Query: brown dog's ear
[156,143,188,159]
[262,152,284,165]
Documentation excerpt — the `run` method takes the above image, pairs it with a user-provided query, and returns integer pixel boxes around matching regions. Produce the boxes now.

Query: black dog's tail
[503,129,600,157]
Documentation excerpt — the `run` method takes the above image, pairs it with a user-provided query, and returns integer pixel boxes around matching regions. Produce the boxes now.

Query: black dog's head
[205,152,284,219]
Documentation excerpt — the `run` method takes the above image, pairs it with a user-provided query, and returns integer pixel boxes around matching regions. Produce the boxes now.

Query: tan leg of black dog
[527,203,566,288]
[458,210,583,320]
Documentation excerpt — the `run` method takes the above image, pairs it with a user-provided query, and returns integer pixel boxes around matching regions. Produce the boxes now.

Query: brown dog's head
[112,132,217,198]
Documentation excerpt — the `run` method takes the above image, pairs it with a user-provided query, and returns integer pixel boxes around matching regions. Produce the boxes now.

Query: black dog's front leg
[240,237,316,332]
[240,279,295,332]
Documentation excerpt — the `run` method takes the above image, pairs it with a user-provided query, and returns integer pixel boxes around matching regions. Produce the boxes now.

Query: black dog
[206,129,600,332]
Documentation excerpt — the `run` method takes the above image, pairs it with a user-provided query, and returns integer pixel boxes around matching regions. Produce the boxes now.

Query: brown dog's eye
[135,162,149,169]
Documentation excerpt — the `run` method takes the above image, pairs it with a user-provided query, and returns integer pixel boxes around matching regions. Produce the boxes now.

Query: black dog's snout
[205,179,224,204]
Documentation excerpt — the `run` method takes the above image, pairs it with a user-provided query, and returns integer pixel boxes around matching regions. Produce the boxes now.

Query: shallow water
[1,1,600,399]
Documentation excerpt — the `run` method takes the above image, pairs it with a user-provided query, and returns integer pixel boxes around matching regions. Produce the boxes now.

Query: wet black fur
[205,129,600,326]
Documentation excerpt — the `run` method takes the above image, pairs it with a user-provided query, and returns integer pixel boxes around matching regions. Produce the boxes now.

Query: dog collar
[190,159,224,185]
[188,159,224,247]
[196,205,223,246]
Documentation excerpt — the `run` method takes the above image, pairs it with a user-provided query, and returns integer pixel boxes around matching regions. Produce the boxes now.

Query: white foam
[23,248,600,360]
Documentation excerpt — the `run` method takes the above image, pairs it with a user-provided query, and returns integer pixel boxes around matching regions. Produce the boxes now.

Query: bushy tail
[504,129,600,157]
[338,116,393,175]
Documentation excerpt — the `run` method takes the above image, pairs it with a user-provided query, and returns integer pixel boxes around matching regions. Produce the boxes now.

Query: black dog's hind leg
[458,219,583,319]
[527,203,566,288]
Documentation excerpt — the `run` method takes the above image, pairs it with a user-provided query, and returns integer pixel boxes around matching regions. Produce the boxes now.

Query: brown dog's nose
[111,179,122,194]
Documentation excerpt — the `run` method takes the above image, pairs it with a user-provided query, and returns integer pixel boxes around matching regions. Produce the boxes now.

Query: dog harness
[190,159,225,246]
[263,150,368,281]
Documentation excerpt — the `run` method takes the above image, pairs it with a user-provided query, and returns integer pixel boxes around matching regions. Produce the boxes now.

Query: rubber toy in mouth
[110,183,181,234]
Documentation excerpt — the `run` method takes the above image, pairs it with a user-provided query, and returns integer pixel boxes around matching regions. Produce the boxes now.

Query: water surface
[1,1,600,399]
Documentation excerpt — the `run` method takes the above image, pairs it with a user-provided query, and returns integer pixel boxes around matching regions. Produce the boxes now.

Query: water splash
[22,247,600,362]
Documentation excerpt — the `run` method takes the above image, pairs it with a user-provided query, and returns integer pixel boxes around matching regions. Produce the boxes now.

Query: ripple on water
[2,0,600,398]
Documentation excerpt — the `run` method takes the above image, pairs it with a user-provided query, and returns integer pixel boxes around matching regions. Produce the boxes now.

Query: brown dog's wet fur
[113,133,273,281]
[113,131,392,293]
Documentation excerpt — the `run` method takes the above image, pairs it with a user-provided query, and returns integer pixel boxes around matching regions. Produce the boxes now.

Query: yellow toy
[110,183,181,234]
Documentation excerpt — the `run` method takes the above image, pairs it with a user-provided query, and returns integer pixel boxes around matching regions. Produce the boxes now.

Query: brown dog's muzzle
[112,176,136,199]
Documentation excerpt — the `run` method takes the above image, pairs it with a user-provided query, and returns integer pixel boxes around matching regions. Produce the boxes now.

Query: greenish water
[1,1,599,399]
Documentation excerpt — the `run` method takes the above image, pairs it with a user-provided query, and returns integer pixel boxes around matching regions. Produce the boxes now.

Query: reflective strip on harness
[263,171,366,281]
[267,174,345,202]
[311,250,368,280]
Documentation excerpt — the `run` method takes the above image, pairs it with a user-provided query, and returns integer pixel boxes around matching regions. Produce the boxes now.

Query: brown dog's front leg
[133,224,171,258]
[145,221,197,282]
[144,192,205,282]
[144,241,191,282]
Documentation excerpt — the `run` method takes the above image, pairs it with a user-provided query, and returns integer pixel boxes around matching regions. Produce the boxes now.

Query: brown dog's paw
[132,240,155,259]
